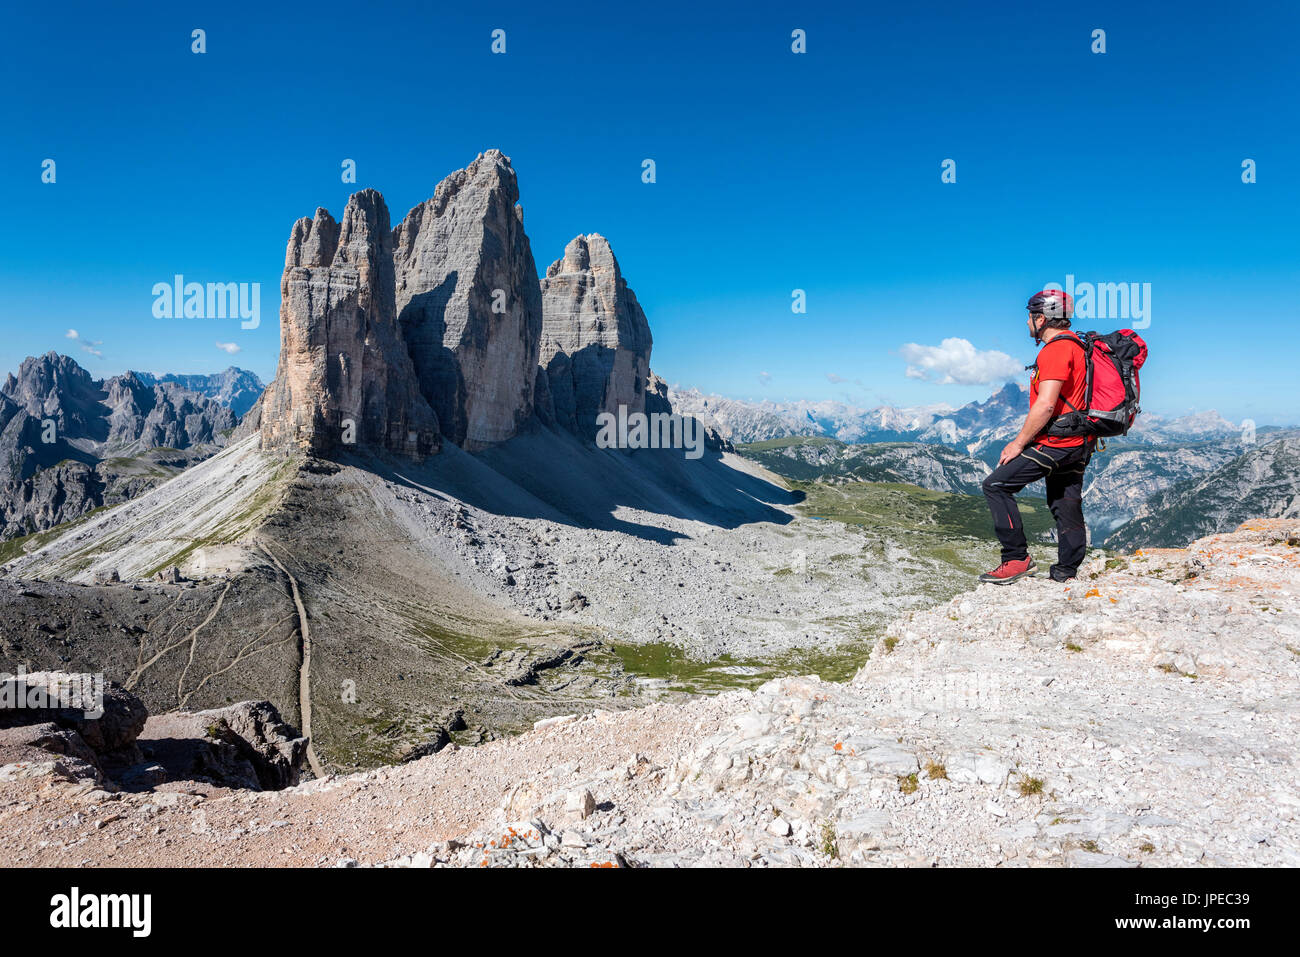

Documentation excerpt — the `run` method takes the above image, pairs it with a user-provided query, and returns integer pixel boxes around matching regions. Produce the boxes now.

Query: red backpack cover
[1045,329,1148,437]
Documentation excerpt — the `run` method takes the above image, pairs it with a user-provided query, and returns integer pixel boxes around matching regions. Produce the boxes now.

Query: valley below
[4,519,1296,868]
[1,427,1039,773]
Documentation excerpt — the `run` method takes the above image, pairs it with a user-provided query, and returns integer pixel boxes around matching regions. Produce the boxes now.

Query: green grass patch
[1018,775,1045,796]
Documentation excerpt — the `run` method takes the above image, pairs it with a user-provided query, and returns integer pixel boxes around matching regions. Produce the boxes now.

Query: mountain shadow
[354,420,801,546]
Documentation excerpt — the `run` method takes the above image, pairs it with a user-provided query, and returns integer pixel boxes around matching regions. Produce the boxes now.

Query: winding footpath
[259,543,326,779]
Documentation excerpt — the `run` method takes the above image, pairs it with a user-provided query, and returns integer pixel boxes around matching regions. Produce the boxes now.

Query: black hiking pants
[982,441,1092,579]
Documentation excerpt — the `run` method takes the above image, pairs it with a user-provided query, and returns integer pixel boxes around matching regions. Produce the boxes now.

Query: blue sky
[2,0,1297,423]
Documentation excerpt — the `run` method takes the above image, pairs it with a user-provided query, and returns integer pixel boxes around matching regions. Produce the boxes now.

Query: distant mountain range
[666,386,959,446]
[671,382,1261,461]
[739,437,990,496]
[0,353,259,539]
[130,367,264,418]
[713,385,1291,547]
[1107,436,1300,550]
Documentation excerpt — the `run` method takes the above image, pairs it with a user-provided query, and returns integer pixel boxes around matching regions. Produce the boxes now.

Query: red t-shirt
[1030,333,1088,448]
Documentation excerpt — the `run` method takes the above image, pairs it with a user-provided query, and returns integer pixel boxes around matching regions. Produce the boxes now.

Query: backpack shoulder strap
[1027,331,1084,370]
[1043,331,1086,349]
[1040,333,1088,413]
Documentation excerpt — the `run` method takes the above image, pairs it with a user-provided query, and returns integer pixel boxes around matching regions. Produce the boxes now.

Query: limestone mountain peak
[260,151,685,456]
[392,150,543,451]
[540,233,653,438]
[260,187,439,458]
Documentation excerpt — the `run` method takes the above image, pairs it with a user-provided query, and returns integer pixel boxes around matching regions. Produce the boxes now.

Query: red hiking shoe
[979,556,1037,585]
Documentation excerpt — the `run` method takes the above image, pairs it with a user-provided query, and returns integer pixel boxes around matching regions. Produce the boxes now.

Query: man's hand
[1000,378,1064,465]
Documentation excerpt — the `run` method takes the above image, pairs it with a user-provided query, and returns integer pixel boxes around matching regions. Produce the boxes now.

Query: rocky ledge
[0,672,306,794]
[1,521,1296,867]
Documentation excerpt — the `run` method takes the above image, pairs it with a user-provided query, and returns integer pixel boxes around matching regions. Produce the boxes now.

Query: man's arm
[997,378,1063,465]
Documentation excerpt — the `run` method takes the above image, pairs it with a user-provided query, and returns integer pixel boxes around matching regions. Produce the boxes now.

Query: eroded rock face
[395,150,543,451]
[539,235,653,439]
[260,191,440,458]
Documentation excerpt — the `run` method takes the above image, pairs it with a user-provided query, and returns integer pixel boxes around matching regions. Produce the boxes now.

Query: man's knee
[1050,491,1081,512]
[1051,496,1083,519]
[982,473,1003,497]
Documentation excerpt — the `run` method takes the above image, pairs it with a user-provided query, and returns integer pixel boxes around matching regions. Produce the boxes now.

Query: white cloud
[757,371,772,387]
[215,341,242,355]
[899,337,1021,386]
[65,328,103,358]
[827,373,865,388]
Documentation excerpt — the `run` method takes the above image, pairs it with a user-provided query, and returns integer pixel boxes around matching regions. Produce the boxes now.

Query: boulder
[0,721,103,781]
[0,674,305,792]
[0,671,146,768]
[137,700,308,791]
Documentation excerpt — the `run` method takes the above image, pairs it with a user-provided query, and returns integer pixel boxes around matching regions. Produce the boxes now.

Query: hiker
[979,289,1094,584]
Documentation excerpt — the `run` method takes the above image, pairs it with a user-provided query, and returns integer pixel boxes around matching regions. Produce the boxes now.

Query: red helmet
[1026,289,1073,320]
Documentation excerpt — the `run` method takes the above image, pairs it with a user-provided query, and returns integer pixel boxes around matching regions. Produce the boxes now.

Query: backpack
[1042,329,1148,438]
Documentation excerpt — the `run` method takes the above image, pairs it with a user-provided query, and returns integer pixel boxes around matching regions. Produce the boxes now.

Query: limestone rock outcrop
[539,234,653,439]
[260,152,545,456]
[395,150,544,451]
[138,700,308,791]
[0,671,147,771]
[253,150,695,460]
[260,191,440,458]
[0,672,307,791]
